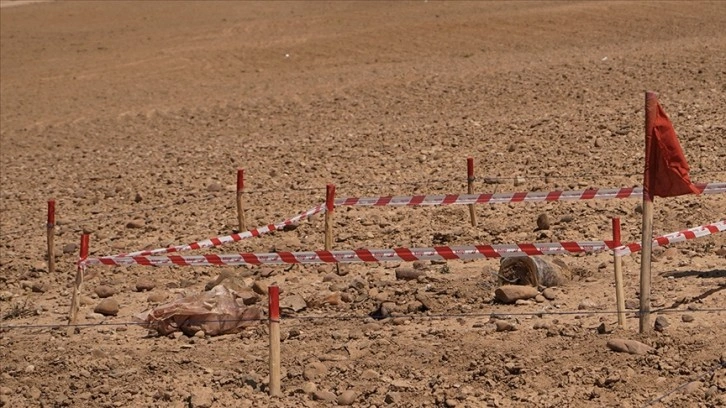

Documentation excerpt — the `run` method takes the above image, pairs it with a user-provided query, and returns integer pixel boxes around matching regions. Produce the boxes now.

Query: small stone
[301,382,317,394]
[126,219,145,229]
[385,392,402,404]
[654,316,669,332]
[395,267,425,281]
[194,330,205,339]
[303,361,328,381]
[594,138,604,148]
[495,321,517,332]
[513,176,526,186]
[94,299,119,316]
[625,299,639,309]
[134,192,143,203]
[541,288,556,300]
[0,291,13,301]
[494,285,539,304]
[606,338,653,355]
[597,322,609,334]
[189,386,214,408]
[681,314,694,323]
[94,285,116,298]
[445,399,459,407]
[147,292,167,303]
[361,369,379,380]
[714,247,726,257]
[536,213,551,230]
[62,243,78,254]
[251,281,268,295]
[313,390,336,401]
[534,294,545,303]
[335,265,349,276]
[682,381,702,395]
[206,183,222,192]
[578,299,600,310]
[337,390,356,406]
[135,278,156,292]
[31,282,50,293]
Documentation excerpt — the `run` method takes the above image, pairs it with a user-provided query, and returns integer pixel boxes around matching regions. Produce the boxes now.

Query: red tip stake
[236,169,244,193]
[47,200,56,226]
[326,184,336,212]
[268,286,280,322]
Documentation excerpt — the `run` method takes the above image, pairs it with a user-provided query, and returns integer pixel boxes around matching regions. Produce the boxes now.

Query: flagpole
[639,91,658,334]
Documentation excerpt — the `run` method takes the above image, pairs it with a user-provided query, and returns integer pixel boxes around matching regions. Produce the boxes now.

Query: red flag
[644,100,700,199]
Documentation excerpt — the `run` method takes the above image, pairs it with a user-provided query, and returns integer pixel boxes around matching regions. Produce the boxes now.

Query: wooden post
[324,184,335,251]
[467,158,477,227]
[639,91,658,334]
[47,200,56,274]
[268,285,282,397]
[236,169,247,232]
[612,218,626,329]
[69,234,89,328]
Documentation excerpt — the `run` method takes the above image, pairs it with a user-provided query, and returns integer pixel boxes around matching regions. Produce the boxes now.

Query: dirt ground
[1,1,725,407]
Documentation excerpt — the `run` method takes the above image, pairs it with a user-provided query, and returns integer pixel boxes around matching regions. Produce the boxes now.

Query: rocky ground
[1,1,725,407]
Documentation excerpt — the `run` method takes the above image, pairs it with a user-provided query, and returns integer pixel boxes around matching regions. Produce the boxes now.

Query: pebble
[578,299,600,310]
[536,213,551,230]
[681,314,694,323]
[682,381,702,395]
[534,294,546,303]
[301,382,317,394]
[94,285,116,298]
[494,285,538,304]
[303,361,328,381]
[206,183,222,192]
[94,298,119,316]
[654,316,669,332]
[606,338,653,355]
[134,192,143,203]
[251,281,268,295]
[135,278,156,292]
[625,299,639,309]
[0,291,13,301]
[337,390,356,406]
[62,243,78,254]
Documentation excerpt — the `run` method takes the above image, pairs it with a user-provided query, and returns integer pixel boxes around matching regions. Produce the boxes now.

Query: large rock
[94,285,116,298]
[494,285,539,304]
[606,339,653,355]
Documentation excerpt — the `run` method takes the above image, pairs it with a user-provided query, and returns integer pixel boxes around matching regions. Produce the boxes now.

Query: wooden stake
[639,91,658,334]
[268,285,282,397]
[236,169,247,232]
[324,184,335,251]
[612,218,626,329]
[467,158,477,227]
[47,200,56,274]
[69,234,89,329]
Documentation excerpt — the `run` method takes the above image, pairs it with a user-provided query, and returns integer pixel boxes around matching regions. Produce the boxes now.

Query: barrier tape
[614,220,726,256]
[334,182,726,207]
[120,203,326,257]
[83,240,616,267]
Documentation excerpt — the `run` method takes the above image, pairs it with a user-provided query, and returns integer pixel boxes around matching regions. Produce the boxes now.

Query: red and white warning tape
[614,220,726,256]
[83,240,616,267]
[120,203,326,257]
[334,182,725,207]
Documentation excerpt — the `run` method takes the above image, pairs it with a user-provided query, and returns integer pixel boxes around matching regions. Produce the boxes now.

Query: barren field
[1,1,725,407]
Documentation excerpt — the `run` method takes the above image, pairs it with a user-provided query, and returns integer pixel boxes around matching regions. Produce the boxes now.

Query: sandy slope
[1,2,725,407]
